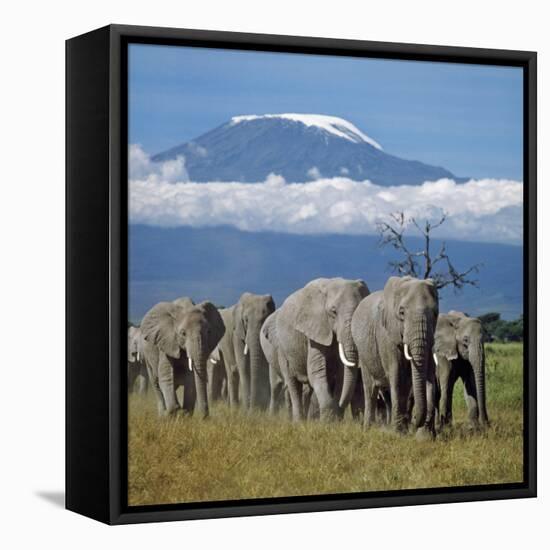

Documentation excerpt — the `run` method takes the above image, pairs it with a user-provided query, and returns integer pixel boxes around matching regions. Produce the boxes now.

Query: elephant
[140,297,225,418]
[127,326,148,394]
[276,277,370,422]
[433,311,489,429]
[351,276,439,439]
[210,306,240,409]
[260,310,292,416]
[233,293,276,411]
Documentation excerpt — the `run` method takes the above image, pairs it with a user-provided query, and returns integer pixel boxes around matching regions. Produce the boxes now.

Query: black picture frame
[66,24,537,525]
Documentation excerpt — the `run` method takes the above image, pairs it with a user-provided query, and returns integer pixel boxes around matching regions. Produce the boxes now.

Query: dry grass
[128,343,523,506]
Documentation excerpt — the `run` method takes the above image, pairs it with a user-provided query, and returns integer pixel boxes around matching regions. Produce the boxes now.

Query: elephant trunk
[405,311,434,431]
[188,337,209,419]
[338,324,359,410]
[470,338,489,426]
[248,329,268,410]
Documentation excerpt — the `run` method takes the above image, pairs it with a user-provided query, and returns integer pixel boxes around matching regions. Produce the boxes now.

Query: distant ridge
[152,114,464,186]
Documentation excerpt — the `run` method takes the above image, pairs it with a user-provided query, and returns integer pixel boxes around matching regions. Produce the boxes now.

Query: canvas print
[127,44,524,506]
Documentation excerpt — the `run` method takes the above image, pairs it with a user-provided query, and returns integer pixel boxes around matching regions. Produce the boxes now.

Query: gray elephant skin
[127,326,148,395]
[260,310,292,415]
[209,306,239,408]
[276,277,370,421]
[233,293,276,411]
[207,345,227,405]
[351,276,439,439]
[140,297,225,418]
[433,311,489,429]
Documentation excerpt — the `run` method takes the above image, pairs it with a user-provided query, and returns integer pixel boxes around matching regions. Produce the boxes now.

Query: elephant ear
[380,276,409,343]
[261,311,277,342]
[233,293,252,344]
[353,279,371,298]
[198,301,226,353]
[140,302,182,359]
[290,280,332,346]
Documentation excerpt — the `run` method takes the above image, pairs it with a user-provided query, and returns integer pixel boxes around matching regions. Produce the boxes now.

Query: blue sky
[129,43,523,180]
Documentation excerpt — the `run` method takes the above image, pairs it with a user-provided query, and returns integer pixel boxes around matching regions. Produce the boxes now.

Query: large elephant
[233,293,276,411]
[351,276,439,439]
[276,277,370,421]
[127,326,148,394]
[433,311,489,429]
[141,297,225,418]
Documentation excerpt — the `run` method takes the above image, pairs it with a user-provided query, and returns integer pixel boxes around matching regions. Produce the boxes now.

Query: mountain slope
[128,225,522,323]
[152,114,462,186]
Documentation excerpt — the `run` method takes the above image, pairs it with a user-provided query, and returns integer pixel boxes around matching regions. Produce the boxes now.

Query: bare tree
[376,211,481,291]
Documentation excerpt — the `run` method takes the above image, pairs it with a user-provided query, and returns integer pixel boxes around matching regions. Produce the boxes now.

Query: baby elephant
[127,326,148,394]
[433,311,489,429]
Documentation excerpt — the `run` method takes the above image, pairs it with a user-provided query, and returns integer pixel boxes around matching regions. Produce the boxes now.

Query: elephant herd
[127,276,489,440]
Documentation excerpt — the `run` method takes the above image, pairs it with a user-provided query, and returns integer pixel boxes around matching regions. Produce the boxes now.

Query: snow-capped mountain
[152,114,462,185]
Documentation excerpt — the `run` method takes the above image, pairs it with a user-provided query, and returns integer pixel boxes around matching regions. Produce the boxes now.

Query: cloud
[129,146,524,244]
[307,166,322,180]
[129,144,189,183]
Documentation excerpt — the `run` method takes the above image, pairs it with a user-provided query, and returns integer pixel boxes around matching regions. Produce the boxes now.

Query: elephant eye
[329,305,337,316]
[398,306,405,319]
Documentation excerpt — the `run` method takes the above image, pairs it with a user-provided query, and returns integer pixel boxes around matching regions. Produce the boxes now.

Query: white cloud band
[129,146,523,244]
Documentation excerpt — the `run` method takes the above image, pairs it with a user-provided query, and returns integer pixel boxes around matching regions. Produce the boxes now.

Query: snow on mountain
[152,114,462,186]
[230,114,383,149]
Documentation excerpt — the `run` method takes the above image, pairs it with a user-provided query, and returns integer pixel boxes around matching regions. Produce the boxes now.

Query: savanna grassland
[128,343,524,506]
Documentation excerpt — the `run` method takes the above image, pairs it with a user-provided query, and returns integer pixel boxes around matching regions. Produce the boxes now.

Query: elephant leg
[301,383,312,417]
[389,361,410,434]
[425,364,437,435]
[158,357,179,415]
[182,371,196,416]
[438,359,458,428]
[460,366,480,428]
[380,388,391,424]
[150,376,166,415]
[286,374,304,422]
[221,377,228,402]
[238,360,251,412]
[350,375,364,421]
[136,374,148,395]
[144,360,165,414]
[226,367,239,409]
[269,365,283,415]
[361,368,377,429]
[284,388,292,419]
[207,361,215,405]
[307,342,336,421]
[128,364,138,394]
[307,391,320,420]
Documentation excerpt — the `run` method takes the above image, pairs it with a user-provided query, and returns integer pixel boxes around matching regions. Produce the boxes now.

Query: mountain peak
[229,113,383,150]
[152,114,461,186]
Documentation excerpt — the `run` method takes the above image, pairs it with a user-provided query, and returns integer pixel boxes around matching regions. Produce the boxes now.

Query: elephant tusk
[136,351,140,362]
[244,343,248,356]
[210,357,218,364]
[188,357,193,371]
[404,344,413,361]
[338,342,356,367]
[433,353,439,367]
